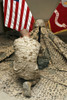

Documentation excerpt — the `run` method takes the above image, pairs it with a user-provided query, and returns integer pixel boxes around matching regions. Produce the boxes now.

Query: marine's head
[35,19,45,27]
[20,29,31,37]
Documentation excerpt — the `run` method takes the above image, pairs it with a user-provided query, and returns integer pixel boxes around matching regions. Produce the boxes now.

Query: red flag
[3,0,35,32]
[48,1,67,34]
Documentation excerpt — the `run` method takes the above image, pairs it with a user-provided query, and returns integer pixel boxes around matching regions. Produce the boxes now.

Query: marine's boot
[23,82,32,98]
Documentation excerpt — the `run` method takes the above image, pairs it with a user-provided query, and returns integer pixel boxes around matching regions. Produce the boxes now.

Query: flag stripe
[24,7,29,29]
[13,1,19,29]
[29,16,34,32]
[4,0,35,32]
[4,0,8,24]
[10,1,16,28]
[16,0,23,30]
[8,0,13,27]
[21,1,27,30]
[18,0,25,31]
[26,11,32,31]
[5,0,11,27]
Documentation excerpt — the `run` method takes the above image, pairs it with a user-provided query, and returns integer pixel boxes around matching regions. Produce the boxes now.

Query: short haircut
[20,29,29,36]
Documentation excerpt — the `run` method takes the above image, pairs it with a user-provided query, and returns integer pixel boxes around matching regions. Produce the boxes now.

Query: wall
[0,2,4,33]
[26,0,60,20]
[0,0,2,2]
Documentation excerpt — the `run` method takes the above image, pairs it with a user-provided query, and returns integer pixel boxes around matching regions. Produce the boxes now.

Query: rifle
[38,26,41,43]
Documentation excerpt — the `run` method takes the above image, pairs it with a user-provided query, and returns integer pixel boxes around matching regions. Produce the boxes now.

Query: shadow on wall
[57,32,67,43]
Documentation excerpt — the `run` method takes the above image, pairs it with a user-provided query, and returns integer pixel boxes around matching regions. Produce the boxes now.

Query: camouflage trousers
[31,27,67,71]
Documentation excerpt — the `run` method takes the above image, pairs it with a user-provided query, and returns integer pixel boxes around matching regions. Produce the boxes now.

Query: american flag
[3,0,35,32]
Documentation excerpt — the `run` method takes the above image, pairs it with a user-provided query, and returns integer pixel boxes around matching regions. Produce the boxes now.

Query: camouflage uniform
[13,36,40,81]
[31,27,67,71]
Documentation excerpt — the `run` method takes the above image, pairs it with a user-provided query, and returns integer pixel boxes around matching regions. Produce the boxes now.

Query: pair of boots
[23,78,40,98]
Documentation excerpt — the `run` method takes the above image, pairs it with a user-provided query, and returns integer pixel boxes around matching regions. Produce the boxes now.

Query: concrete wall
[26,0,60,20]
